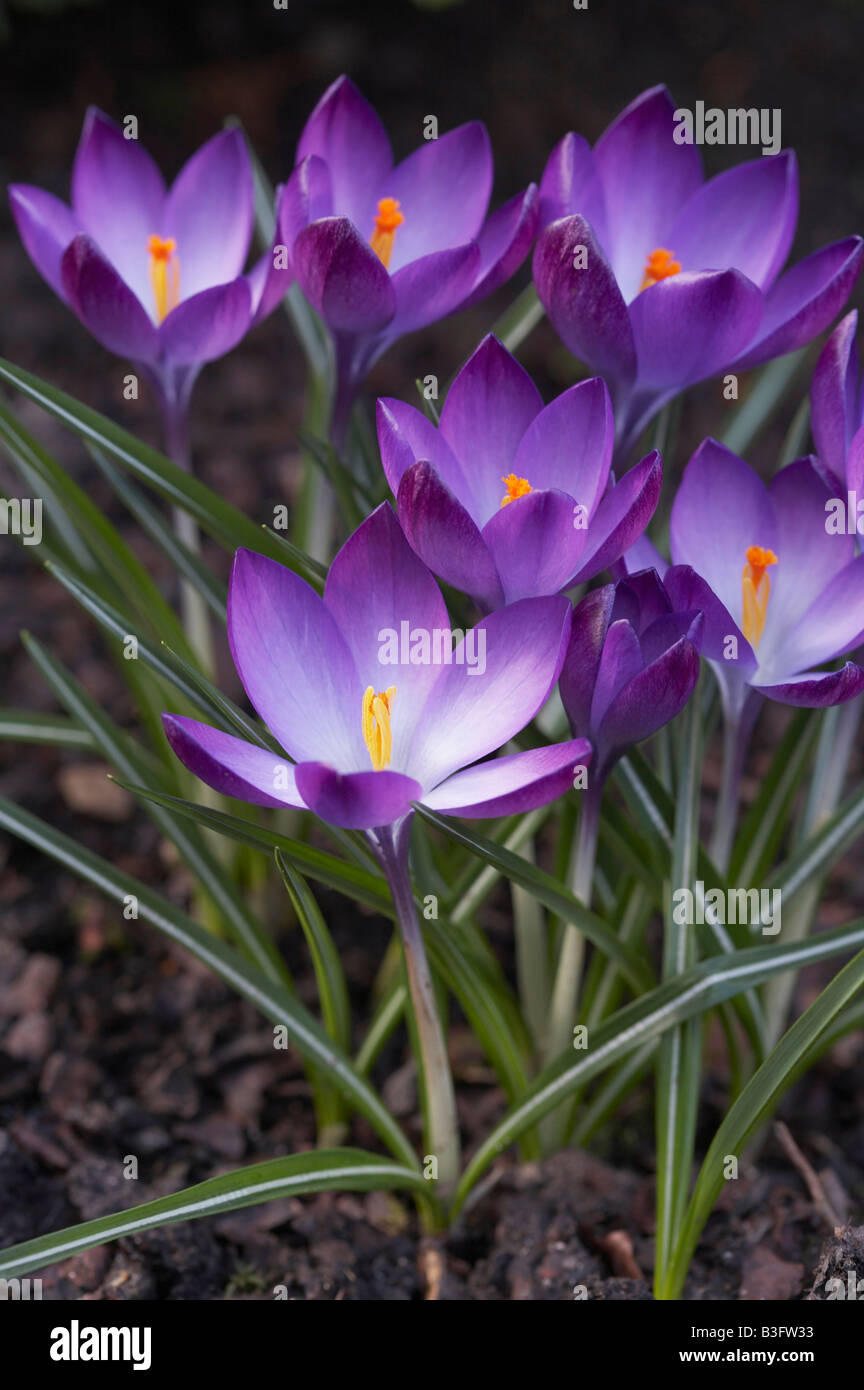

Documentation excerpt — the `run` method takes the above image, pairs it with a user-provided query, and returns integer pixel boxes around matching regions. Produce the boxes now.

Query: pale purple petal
[539,131,608,244]
[61,234,158,362]
[408,596,572,789]
[423,739,592,817]
[629,269,764,390]
[670,438,776,622]
[512,375,614,509]
[396,461,504,612]
[666,152,798,290]
[162,714,304,808]
[296,75,392,232]
[380,122,492,272]
[292,216,396,333]
[459,184,539,309]
[376,397,471,503]
[324,503,450,765]
[733,237,864,370]
[663,563,756,671]
[71,107,166,311]
[9,185,81,299]
[438,334,542,523]
[532,215,637,392]
[227,548,362,770]
[278,155,333,250]
[755,663,864,707]
[593,85,703,300]
[766,554,864,678]
[158,279,252,365]
[294,762,420,830]
[165,129,253,298]
[387,243,481,337]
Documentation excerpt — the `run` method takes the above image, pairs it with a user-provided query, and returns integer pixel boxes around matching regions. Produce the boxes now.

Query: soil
[1,0,864,1301]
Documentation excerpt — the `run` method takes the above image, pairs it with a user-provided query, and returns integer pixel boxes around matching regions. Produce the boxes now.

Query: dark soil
[2,0,864,1301]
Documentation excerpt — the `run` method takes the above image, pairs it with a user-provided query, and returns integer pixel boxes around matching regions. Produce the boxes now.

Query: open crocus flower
[811,310,864,492]
[279,76,538,439]
[534,86,863,457]
[559,568,702,784]
[665,439,864,719]
[162,503,589,832]
[376,334,661,610]
[9,108,290,413]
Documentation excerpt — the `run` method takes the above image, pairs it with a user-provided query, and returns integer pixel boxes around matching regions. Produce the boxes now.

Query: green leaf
[416,806,654,995]
[729,707,818,884]
[0,1149,428,1280]
[0,355,326,587]
[0,792,417,1172]
[661,946,864,1299]
[0,709,94,749]
[767,782,864,901]
[721,348,810,456]
[276,854,351,1052]
[449,917,864,1217]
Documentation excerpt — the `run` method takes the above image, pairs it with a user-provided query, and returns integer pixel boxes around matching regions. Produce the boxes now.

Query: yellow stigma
[640,247,681,291]
[741,545,778,650]
[369,198,404,268]
[500,473,533,507]
[147,234,180,323]
[362,685,396,771]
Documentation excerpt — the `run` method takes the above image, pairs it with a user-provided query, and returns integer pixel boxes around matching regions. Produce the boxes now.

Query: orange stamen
[500,473,533,508]
[640,247,681,291]
[147,234,180,322]
[741,545,778,650]
[369,198,404,269]
[362,685,396,771]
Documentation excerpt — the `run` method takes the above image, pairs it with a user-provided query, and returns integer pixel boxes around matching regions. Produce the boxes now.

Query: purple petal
[376,397,470,502]
[639,609,703,664]
[396,461,504,612]
[71,107,166,312]
[292,216,396,334]
[756,663,864,708]
[665,152,798,290]
[481,489,587,602]
[61,234,158,361]
[663,563,756,671]
[539,132,608,243]
[9,185,81,299]
[598,636,701,750]
[162,714,304,808]
[296,75,392,232]
[768,553,864,678]
[387,243,481,337]
[323,502,450,764]
[408,596,573,790]
[593,85,703,300]
[590,619,644,730]
[629,269,764,390]
[380,122,492,272]
[613,567,671,631]
[459,184,539,309]
[246,241,293,326]
[294,762,420,830]
[670,438,776,622]
[512,375,614,511]
[559,585,615,735]
[423,738,592,818]
[158,279,252,365]
[760,458,853,653]
[811,310,860,483]
[227,549,362,769]
[733,237,864,370]
[278,155,334,251]
[533,215,637,392]
[438,334,542,523]
[165,129,253,298]
[571,449,662,582]
[620,531,668,578]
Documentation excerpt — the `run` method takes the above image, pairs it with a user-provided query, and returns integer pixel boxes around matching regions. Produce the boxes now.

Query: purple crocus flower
[811,310,864,493]
[162,503,589,832]
[666,439,864,718]
[376,334,661,610]
[533,86,863,457]
[9,108,290,415]
[559,568,702,785]
[279,76,538,442]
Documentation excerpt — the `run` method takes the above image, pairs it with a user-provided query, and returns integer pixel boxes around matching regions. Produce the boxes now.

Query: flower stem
[374,820,460,1189]
[709,693,759,874]
[161,400,215,677]
[546,781,602,1065]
